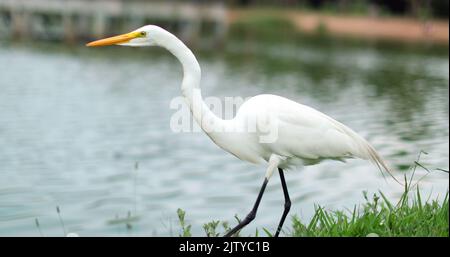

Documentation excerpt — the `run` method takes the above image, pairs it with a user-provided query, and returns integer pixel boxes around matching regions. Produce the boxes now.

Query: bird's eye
[140,31,147,37]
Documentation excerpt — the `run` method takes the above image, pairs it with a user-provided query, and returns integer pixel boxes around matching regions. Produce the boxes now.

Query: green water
[0,37,448,236]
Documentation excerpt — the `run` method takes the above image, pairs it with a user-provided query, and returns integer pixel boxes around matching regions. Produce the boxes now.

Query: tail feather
[365,143,403,185]
[323,115,402,185]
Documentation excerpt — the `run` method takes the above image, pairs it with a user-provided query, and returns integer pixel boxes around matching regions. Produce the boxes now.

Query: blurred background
[0,0,448,236]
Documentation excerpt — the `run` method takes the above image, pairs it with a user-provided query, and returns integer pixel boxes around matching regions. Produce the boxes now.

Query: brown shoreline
[228,9,449,45]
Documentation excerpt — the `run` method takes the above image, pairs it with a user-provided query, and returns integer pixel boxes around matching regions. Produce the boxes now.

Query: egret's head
[86,25,166,47]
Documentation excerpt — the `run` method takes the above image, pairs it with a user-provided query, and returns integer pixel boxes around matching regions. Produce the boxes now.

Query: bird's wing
[273,101,363,160]
[254,95,400,183]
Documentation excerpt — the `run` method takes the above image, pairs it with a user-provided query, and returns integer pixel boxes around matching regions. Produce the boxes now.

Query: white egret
[87,25,399,237]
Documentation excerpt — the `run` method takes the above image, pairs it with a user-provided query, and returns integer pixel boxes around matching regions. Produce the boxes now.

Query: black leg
[274,168,291,237]
[224,177,269,237]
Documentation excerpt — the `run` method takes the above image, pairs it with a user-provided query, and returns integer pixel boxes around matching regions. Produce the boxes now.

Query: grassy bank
[228,8,449,45]
[178,177,449,237]
[291,187,448,237]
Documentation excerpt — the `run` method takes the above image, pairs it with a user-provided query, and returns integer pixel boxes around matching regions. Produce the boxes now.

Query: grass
[177,185,448,237]
[177,159,449,237]
[229,14,298,42]
[291,186,448,237]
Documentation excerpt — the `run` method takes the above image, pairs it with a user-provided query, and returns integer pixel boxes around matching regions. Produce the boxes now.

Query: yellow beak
[86,31,141,47]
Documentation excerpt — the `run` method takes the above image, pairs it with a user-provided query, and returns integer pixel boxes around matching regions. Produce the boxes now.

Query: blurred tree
[430,0,449,18]
[227,0,448,18]
[373,0,409,14]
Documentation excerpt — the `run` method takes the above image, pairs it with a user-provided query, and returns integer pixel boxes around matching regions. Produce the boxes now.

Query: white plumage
[210,93,396,180]
[87,25,398,237]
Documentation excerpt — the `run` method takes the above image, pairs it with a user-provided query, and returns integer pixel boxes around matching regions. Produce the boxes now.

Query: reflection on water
[0,39,448,236]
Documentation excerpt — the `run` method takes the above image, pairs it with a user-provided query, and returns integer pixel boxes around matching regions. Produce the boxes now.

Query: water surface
[0,39,448,236]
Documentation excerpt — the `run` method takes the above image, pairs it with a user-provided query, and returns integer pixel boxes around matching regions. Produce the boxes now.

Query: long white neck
[161,32,226,136]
